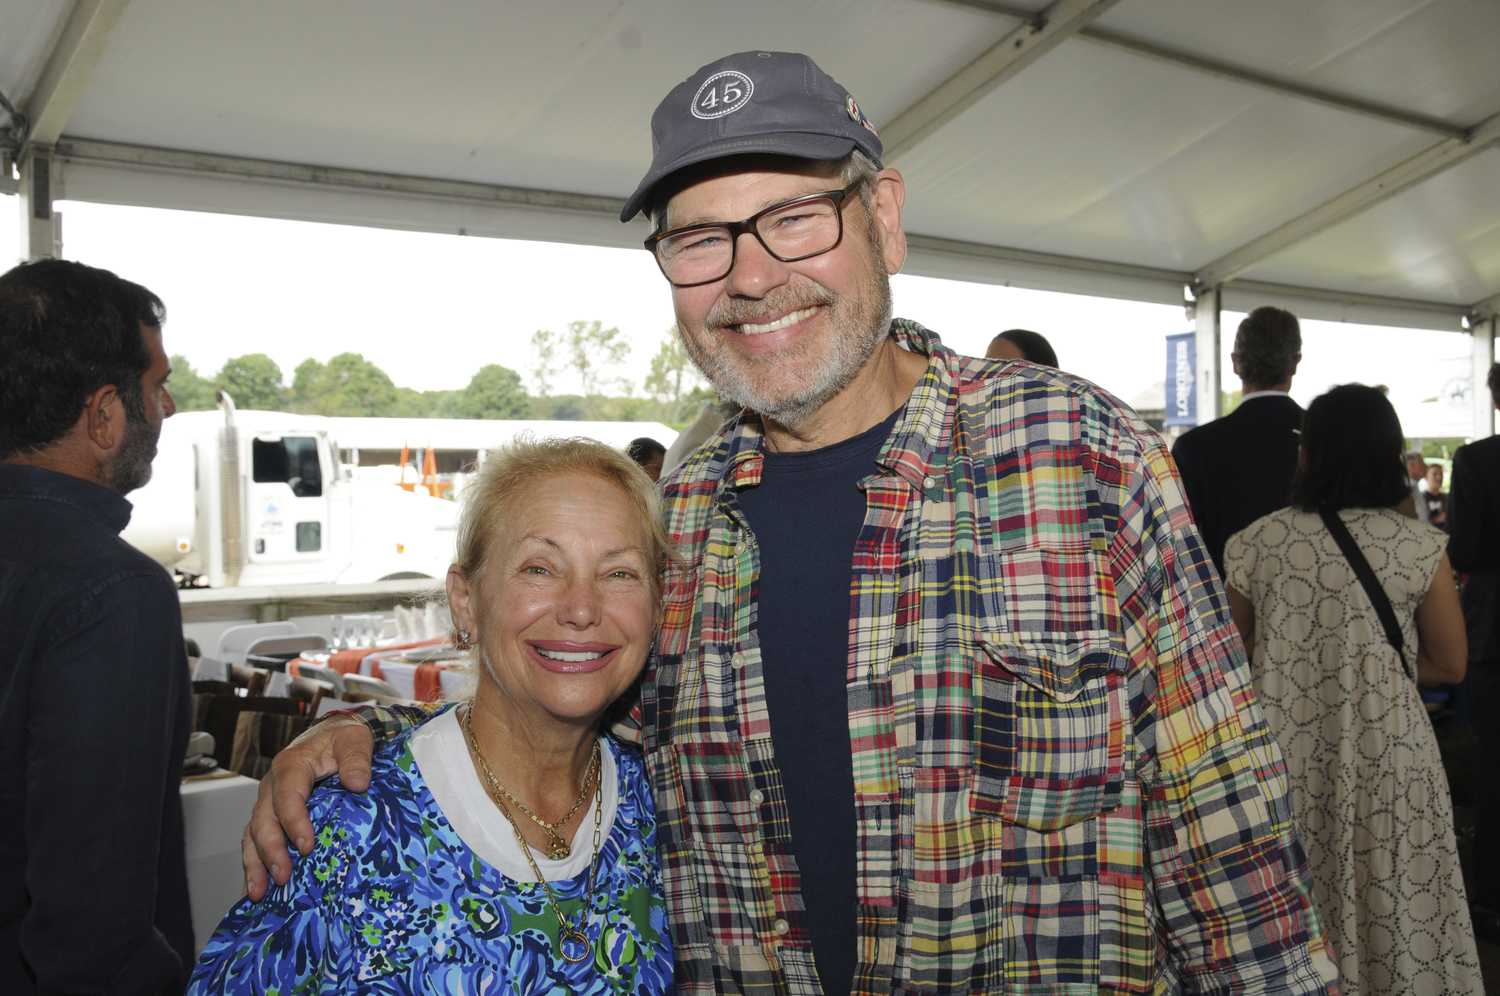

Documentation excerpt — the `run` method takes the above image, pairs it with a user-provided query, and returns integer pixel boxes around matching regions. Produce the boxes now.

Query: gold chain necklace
[461,707,603,964]
[462,709,599,860]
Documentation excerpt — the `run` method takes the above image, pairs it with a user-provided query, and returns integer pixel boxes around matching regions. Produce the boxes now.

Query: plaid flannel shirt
[358,321,1340,995]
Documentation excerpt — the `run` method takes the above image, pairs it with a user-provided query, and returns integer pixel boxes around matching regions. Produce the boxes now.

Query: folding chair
[296,661,347,696]
[216,622,297,668]
[342,673,401,699]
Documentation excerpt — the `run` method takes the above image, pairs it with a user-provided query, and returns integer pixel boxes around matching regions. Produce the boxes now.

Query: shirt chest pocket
[970,629,1129,831]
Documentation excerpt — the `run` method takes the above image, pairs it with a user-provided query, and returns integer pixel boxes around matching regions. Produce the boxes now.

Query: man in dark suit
[1171,306,1304,576]
[0,260,193,994]
[1448,361,1500,937]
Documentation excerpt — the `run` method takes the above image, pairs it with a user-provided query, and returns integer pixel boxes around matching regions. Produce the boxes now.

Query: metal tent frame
[2,0,1497,434]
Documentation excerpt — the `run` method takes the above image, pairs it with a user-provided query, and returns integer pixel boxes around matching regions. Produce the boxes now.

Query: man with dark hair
[1171,305,1305,574]
[0,259,194,994]
[1448,361,1500,940]
[626,435,667,482]
[984,327,1058,367]
[247,54,1339,994]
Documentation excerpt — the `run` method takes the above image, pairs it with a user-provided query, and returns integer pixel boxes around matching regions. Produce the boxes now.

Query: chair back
[229,665,270,697]
[202,696,305,769]
[246,634,329,658]
[230,711,312,779]
[296,661,346,695]
[216,621,297,667]
[343,673,402,699]
[288,675,336,716]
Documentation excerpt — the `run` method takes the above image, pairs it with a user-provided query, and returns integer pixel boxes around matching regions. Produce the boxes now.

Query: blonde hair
[452,434,675,601]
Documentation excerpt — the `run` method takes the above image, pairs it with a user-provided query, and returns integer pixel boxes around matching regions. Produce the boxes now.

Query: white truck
[122,393,677,587]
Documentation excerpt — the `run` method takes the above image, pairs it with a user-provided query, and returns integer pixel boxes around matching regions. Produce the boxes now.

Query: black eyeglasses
[644,180,865,287]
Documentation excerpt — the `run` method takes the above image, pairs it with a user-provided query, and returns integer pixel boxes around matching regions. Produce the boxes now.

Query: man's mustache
[704,282,837,332]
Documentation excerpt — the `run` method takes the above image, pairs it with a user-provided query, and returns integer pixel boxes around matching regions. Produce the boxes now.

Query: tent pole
[1473,317,1496,440]
[1193,285,1223,423]
[18,145,61,261]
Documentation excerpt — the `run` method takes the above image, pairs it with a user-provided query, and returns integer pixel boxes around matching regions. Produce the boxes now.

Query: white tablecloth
[181,774,260,953]
[377,660,471,700]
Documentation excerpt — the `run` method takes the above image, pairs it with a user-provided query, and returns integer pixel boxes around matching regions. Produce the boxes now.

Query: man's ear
[870,167,907,276]
[1290,353,1302,377]
[1229,354,1242,379]
[83,384,125,454]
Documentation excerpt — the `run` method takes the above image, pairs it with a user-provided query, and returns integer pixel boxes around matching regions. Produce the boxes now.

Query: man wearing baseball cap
[247,53,1340,995]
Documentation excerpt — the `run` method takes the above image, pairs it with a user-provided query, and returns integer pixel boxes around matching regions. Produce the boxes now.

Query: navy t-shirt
[733,408,901,996]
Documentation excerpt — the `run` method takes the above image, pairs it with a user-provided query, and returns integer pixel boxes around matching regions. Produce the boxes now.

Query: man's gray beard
[107,416,160,495]
[684,264,895,430]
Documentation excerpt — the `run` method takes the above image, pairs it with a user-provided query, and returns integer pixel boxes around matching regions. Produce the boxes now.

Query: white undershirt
[407,708,618,883]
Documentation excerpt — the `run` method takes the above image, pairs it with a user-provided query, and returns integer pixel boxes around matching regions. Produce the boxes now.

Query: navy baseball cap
[621,51,883,223]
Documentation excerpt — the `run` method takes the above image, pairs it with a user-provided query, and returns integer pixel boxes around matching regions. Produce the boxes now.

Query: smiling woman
[187,437,676,995]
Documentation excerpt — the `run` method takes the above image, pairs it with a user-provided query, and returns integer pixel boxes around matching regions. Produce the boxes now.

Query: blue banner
[1165,333,1197,426]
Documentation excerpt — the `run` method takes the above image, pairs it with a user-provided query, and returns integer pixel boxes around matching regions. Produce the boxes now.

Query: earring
[458,629,471,644]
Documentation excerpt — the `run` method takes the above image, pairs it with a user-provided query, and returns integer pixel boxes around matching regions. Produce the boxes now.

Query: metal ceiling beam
[52,138,627,216]
[903,233,1474,319]
[22,0,133,146]
[931,0,1467,139]
[50,138,1488,327]
[1194,110,1500,287]
[904,232,1187,285]
[880,0,1122,163]
[1471,290,1500,322]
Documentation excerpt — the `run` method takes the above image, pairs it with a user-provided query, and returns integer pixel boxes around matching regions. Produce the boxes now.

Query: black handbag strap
[1318,507,1414,682]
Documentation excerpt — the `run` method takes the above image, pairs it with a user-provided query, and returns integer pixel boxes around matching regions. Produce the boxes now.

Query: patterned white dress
[1224,507,1482,996]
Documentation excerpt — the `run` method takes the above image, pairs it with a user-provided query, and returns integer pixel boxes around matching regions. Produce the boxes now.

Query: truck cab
[123,399,457,587]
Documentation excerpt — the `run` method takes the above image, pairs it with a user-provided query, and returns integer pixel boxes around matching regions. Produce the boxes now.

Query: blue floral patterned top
[188,716,672,995]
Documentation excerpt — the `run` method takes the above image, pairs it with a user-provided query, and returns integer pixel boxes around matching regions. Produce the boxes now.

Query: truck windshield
[252,436,323,498]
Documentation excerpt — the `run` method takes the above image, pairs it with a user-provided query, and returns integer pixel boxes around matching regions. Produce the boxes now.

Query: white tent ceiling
[2,0,1498,332]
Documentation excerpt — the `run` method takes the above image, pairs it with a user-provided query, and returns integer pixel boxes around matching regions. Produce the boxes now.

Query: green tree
[564,320,630,415]
[390,387,461,418]
[530,328,561,397]
[291,352,398,416]
[457,364,531,419]
[534,394,587,420]
[530,321,630,419]
[216,353,286,410]
[166,354,218,411]
[644,325,707,423]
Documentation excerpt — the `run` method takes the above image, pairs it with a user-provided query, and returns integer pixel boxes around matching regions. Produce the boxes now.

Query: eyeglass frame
[643,179,867,288]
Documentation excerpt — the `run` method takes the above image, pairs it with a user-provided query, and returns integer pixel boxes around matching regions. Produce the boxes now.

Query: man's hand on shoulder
[241,714,374,900]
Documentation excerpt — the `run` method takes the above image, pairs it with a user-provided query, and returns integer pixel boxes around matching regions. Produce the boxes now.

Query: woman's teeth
[536,649,606,662]
[737,306,819,335]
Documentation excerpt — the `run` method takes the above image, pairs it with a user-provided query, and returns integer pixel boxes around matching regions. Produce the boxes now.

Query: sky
[0,194,1477,429]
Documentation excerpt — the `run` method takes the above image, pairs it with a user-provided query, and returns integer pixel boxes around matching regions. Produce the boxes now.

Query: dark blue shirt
[0,464,194,995]
[733,409,900,996]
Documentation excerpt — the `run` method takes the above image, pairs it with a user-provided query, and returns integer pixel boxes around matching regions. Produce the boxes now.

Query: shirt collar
[1237,389,1292,404]
[709,320,955,496]
[0,463,133,534]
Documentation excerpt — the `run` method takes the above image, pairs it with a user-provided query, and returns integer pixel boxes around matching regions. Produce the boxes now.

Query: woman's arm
[1414,550,1467,684]
[1226,583,1256,660]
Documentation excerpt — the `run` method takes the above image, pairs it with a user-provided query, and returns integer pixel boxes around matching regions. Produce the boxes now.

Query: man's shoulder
[1174,396,1300,452]
[1,489,167,582]
[0,496,176,628]
[955,355,1162,459]
[1457,433,1500,468]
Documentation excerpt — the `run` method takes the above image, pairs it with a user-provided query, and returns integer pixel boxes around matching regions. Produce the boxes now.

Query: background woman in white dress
[1222,383,1479,996]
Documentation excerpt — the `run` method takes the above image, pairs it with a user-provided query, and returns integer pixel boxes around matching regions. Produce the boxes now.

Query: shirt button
[749,789,765,806]
[773,918,790,936]
[732,653,746,669]
[924,476,935,486]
